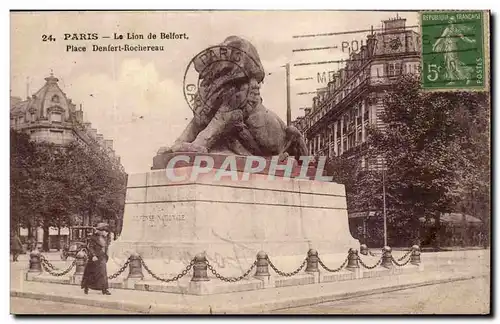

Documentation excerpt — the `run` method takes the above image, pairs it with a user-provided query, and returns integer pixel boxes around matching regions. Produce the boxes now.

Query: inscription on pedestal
[133,214,186,227]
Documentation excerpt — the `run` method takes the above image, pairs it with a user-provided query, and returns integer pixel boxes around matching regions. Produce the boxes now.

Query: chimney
[74,110,83,123]
[83,122,91,129]
[383,18,406,33]
[339,68,346,83]
[89,128,97,139]
[366,34,377,57]
[96,133,104,145]
[304,108,312,115]
[104,139,113,150]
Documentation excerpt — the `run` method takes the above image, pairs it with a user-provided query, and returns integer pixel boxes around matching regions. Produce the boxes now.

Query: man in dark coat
[81,223,111,295]
[10,233,23,262]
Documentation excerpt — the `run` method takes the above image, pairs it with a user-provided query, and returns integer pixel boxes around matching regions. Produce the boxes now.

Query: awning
[348,211,378,219]
[419,213,482,225]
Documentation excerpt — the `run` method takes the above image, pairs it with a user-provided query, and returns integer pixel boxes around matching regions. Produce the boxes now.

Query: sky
[10,11,419,174]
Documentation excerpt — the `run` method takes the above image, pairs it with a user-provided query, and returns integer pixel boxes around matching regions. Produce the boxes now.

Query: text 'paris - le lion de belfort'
[62,32,188,52]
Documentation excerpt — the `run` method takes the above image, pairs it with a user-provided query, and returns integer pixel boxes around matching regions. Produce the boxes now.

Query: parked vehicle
[60,226,94,260]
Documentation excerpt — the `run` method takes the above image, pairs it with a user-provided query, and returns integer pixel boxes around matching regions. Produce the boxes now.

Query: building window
[18,116,24,124]
[51,113,62,123]
[10,119,15,127]
[395,63,402,75]
[49,130,64,144]
[52,95,60,103]
[387,63,395,76]
[348,133,355,149]
[31,113,36,122]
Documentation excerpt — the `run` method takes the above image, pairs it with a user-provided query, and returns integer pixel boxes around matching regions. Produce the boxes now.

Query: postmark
[420,10,489,91]
[183,44,260,117]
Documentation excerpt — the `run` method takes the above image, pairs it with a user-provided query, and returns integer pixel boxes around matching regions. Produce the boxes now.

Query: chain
[397,250,413,261]
[40,256,59,270]
[107,258,131,280]
[206,260,257,282]
[318,257,348,273]
[267,257,307,277]
[41,258,76,277]
[358,257,382,269]
[391,256,411,267]
[140,257,195,283]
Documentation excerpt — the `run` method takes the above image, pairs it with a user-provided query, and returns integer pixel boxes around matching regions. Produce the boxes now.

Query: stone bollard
[346,248,360,271]
[71,249,87,285]
[360,244,369,256]
[26,250,42,280]
[191,254,210,282]
[254,251,270,278]
[125,253,144,289]
[410,245,421,266]
[74,250,87,276]
[127,253,144,280]
[305,249,319,273]
[380,246,393,269]
[254,251,274,288]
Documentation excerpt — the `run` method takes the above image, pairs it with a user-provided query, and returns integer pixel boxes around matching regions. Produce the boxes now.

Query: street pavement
[272,276,490,314]
[10,276,489,315]
[11,297,130,314]
[9,249,490,314]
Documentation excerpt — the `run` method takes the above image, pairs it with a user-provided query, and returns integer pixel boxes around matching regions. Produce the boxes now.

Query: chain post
[191,254,210,282]
[28,250,43,275]
[254,251,270,279]
[410,245,421,266]
[127,253,144,280]
[381,246,393,269]
[74,250,87,276]
[360,244,369,256]
[305,249,319,273]
[346,248,360,271]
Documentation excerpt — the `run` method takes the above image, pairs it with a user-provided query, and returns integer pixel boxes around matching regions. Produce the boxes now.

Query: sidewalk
[12,264,488,314]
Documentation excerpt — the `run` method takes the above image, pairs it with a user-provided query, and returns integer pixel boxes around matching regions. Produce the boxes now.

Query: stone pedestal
[108,156,359,277]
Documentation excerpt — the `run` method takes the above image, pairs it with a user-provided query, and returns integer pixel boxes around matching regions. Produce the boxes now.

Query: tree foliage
[10,130,127,251]
[367,74,490,245]
[325,74,490,247]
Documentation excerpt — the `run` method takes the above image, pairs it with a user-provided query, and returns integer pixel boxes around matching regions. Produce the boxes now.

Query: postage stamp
[420,10,489,91]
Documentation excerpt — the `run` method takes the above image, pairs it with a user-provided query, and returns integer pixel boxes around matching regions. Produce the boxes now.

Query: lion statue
[154,36,308,167]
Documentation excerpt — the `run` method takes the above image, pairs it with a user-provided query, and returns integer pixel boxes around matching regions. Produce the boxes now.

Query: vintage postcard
[10,10,491,315]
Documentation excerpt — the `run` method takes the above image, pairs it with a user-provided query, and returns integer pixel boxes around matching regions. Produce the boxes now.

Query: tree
[10,129,37,235]
[367,74,490,247]
[10,129,128,251]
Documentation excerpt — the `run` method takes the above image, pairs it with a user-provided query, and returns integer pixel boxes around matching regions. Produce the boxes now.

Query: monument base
[108,162,359,276]
[25,263,421,296]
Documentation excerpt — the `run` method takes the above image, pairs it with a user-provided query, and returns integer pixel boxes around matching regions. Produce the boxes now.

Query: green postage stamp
[421,11,489,91]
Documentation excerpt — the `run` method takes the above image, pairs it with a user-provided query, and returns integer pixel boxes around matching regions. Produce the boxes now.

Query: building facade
[10,73,121,165]
[10,73,125,249]
[293,18,420,170]
[292,18,421,246]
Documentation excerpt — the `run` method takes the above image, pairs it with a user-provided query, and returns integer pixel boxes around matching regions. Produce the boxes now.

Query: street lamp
[283,63,291,126]
[269,63,291,126]
[381,159,388,246]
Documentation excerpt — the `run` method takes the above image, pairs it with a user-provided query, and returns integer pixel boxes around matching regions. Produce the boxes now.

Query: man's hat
[95,222,109,231]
